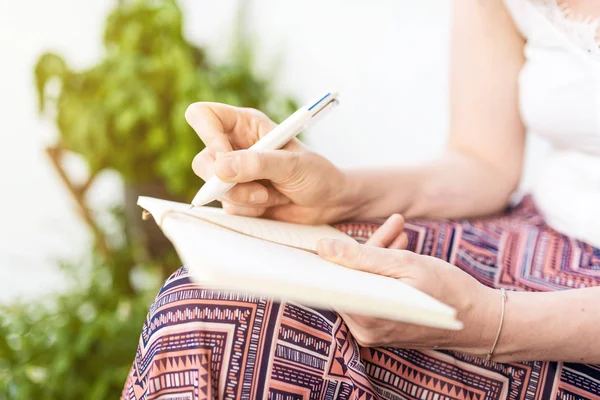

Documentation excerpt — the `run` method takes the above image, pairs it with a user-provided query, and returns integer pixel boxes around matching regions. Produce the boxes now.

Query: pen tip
[190,191,217,208]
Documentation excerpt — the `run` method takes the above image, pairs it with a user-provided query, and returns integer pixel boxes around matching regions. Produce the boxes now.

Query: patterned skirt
[121,196,600,400]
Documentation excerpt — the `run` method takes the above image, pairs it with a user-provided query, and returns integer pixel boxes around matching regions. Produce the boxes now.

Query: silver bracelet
[485,288,508,362]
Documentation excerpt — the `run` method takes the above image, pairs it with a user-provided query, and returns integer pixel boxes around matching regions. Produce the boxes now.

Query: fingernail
[215,154,238,178]
[249,190,268,204]
[319,239,341,257]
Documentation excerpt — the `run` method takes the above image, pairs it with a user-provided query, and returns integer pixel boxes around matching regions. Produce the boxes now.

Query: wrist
[326,165,429,222]
[333,169,381,221]
[450,285,501,357]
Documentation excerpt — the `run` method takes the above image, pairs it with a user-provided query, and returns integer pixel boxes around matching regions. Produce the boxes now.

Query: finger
[337,311,364,336]
[185,103,238,152]
[339,311,376,328]
[222,182,291,208]
[263,204,322,225]
[389,232,409,250]
[213,149,303,185]
[317,239,415,278]
[337,312,383,347]
[242,106,305,151]
[366,214,405,248]
[221,202,267,218]
[192,146,229,180]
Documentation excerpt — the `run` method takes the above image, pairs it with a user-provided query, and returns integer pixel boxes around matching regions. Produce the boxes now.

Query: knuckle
[239,151,263,178]
[255,152,268,171]
[354,246,369,265]
[241,107,275,126]
[204,145,220,159]
[224,187,243,204]
[244,107,265,119]
[244,108,275,131]
[396,250,415,266]
[226,185,251,204]
[338,242,357,260]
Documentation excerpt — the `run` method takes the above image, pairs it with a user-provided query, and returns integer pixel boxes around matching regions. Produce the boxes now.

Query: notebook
[138,196,463,330]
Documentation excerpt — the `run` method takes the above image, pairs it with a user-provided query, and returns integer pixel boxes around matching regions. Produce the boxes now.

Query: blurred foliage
[35,0,298,199]
[2,0,301,398]
[0,208,162,399]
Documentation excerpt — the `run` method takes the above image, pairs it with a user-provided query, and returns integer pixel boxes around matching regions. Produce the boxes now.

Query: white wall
[0,0,545,301]
[0,0,118,302]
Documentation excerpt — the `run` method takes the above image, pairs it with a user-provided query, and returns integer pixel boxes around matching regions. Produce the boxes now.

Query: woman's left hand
[318,221,499,356]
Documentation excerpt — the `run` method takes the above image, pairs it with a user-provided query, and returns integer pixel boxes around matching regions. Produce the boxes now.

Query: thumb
[317,239,415,278]
[214,149,303,184]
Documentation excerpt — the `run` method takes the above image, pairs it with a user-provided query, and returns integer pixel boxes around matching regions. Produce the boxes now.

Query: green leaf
[34,52,68,112]
[146,126,167,150]
[114,108,139,135]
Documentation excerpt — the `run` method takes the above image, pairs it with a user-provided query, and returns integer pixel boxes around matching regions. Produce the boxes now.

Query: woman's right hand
[186,102,361,224]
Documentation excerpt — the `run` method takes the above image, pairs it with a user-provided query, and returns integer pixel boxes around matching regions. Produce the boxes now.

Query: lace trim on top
[533,0,600,55]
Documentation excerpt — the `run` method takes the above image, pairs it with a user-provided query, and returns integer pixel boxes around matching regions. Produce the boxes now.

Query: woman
[122,0,600,398]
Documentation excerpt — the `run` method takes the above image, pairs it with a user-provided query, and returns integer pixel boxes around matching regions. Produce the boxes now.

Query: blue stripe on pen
[308,93,331,111]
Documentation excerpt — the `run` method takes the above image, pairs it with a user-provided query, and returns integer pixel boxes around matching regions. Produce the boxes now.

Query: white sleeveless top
[504,0,600,248]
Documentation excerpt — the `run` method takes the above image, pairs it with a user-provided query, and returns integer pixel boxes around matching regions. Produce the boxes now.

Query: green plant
[35,0,298,199]
[0,209,162,400]
[3,3,300,396]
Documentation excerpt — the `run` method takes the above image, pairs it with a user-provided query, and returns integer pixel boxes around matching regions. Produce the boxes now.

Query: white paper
[139,196,353,253]
[139,196,463,330]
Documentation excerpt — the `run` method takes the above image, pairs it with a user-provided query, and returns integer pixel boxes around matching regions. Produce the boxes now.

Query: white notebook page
[139,196,353,253]
[138,196,462,329]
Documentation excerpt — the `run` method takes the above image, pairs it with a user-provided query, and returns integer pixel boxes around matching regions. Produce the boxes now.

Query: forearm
[343,151,518,221]
[491,287,600,363]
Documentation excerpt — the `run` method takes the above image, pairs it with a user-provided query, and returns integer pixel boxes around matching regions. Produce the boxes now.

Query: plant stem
[45,145,110,257]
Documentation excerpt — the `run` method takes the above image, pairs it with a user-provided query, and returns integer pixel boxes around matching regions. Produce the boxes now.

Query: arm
[317,238,600,363]
[346,0,526,221]
[491,288,600,363]
[184,4,525,225]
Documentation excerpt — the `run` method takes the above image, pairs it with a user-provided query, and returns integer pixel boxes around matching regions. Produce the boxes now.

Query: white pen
[190,91,340,208]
